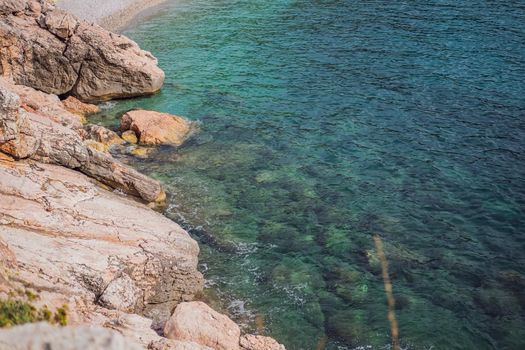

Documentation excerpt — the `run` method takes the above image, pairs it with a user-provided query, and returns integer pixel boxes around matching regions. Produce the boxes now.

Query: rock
[240,335,286,350]
[122,130,138,144]
[84,139,108,153]
[0,81,19,145]
[98,274,141,312]
[0,0,164,102]
[121,110,196,146]
[80,124,124,149]
[2,77,84,128]
[0,157,203,329]
[0,236,16,268]
[164,301,241,350]
[63,96,100,116]
[83,147,166,203]
[149,339,214,350]
[0,81,164,203]
[0,322,143,350]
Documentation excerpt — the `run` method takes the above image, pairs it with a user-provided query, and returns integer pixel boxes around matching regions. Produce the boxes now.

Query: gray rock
[99,274,141,312]
[0,322,143,350]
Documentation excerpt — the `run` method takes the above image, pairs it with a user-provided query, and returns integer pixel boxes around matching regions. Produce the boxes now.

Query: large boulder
[121,110,196,146]
[164,301,241,350]
[0,0,164,102]
[0,156,204,329]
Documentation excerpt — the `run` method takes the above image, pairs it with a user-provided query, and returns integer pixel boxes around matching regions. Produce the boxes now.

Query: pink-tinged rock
[121,110,196,146]
[62,96,101,116]
[164,301,241,350]
[0,157,203,329]
[0,0,164,102]
[240,335,287,350]
[2,77,84,128]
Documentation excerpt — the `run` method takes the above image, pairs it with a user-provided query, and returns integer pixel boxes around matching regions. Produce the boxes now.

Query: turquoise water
[94,1,525,349]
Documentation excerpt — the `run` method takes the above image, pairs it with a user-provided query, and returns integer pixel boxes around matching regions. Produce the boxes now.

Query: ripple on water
[92,0,525,349]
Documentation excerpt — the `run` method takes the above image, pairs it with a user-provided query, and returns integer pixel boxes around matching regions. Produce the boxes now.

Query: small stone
[84,140,108,153]
[122,130,138,144]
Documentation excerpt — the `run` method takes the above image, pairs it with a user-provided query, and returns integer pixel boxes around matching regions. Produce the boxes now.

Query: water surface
[93,1,525,348]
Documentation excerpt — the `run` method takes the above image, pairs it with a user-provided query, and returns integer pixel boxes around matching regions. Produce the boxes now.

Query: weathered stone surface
[98,273,141,312]
[0,157,203,328]
[164,301,241,350]
[1,77,84,128]
[121,110,196,146]
[0,322,143,350]
[63,96,100,116]
[0,81,19,144]
[0,0,164,102]
[149,339,214,350]
[83,147,166,203]
[0,81,164,203]
[240,335,286,350]
[80,124,124,149]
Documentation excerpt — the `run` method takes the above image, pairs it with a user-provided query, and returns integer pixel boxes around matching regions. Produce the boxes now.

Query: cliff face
[0,0,164,102]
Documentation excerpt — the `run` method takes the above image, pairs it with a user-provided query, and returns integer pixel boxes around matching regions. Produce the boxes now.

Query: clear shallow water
[93,0,525,348]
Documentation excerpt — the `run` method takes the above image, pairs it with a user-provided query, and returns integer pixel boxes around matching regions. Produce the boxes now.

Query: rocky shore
[0,1,285,349]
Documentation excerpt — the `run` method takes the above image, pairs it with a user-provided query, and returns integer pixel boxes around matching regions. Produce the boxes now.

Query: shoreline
[56,0,170,32]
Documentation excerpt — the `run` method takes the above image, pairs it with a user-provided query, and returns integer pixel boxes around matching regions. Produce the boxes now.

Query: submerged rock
[164,301,241,350]
[121,110,196,146]
[0,0,164,102]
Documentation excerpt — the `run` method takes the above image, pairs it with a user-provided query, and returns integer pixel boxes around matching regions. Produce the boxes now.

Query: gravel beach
[56,0,170,32]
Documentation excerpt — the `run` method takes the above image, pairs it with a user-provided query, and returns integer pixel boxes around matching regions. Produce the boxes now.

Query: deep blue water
[94,1,525,348]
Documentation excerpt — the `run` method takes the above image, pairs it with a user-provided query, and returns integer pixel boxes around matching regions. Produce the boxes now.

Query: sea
[91,1,525,348]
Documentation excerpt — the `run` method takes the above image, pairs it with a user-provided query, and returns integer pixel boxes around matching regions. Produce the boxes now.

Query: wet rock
[121,110,196,146]
[164,301,241,350]
[240,335,286,350]
[122,130,139,144]
[0,322,143,350]
[0,0,164,102]
[99,274,141,312]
